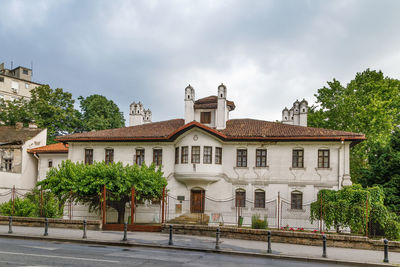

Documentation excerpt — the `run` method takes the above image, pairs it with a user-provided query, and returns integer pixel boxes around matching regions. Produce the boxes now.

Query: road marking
[0,251,119,263]
[21,245,58,251]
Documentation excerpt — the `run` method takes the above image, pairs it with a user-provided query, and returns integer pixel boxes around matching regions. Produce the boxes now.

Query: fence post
[267,231,272,253]
[12,185,15,216]
[44,218,49,236]
[277,192,280,229]
[131,186,135,224]
[365,194,369,237]
[40,190,43,217]
[215,227,220,250]
[8,216,13,234]
[102,185,106,226]
[168,225,173,245]
[122,222,128,241]
[161,186,166,224]
[320,191,323,232]
[69,190,72,220]
[322,234,327,258]
[383,239,389,263]
[82,219,87,239]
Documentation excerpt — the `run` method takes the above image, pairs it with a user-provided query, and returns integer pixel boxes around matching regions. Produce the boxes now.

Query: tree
[359,128,400,212]
[78,94,125,131]
[308,69,400,181]
[0,98,31,126]
[0,85,81,143]
[0,189,63,218]
[310,184,400,240]
[38,160,167,224]
[28,85,82,143]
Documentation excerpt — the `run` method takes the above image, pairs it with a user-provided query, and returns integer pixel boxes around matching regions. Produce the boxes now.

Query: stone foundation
[0,216,100,230]
[162,224,400,252]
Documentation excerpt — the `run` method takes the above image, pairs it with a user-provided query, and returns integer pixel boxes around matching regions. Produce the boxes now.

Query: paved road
[0,238,339,267]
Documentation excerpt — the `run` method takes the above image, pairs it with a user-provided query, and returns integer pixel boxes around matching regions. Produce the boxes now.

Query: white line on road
[21,245,58,251]
[0,251,119,263]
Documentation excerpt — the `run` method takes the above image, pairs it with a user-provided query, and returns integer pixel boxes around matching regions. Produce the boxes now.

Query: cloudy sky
[1,0,400,124]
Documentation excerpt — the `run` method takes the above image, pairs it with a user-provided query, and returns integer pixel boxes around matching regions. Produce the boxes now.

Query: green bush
[383,213,400,240]
[251,214,268,229]
[0,189,63,218]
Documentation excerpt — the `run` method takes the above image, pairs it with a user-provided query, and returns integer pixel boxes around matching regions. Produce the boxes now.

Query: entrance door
[190,189,205,213]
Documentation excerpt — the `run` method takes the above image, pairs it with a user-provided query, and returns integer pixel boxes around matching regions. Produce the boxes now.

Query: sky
[1,0,400,124]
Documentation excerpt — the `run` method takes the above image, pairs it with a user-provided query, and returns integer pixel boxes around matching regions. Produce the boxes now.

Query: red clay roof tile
[28,143,69,154]
[194,96,235,110]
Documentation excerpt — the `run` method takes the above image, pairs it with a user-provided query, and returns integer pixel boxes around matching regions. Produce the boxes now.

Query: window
[200,112,211,124]
[105,149,114,164]
[175,147,179,164]
[0,77,4,82]
[292,149,304,168]
[153,149,162,166]
[11,81,19,91]
[4,159,12,171]
[256,149,267,167]
[84,149,93,165]
[318,149,330,168]
[215,147,222,164]
[191,146,200,163]
[235,189,246,207]
[25,83,29,89]
[254,190,265,208]
[48,159,53,168]
[22,69,28,75]
[203,146,212,164]
[135,149,145,166]
[291,191,303,210]
[236,149,247,167]
[181,146,188,164]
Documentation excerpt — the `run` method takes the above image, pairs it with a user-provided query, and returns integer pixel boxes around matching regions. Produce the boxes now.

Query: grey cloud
[1,0,399,124]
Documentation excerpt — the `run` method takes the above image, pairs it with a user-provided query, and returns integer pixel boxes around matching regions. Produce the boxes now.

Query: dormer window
[200,112,211,124]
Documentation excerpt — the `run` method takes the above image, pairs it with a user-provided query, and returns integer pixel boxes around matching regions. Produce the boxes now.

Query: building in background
[0,62,42,102]
[0,123,46,202]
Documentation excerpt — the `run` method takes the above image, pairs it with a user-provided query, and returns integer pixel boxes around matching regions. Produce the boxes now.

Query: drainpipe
[338,139,344,190]
[33,153,40,183]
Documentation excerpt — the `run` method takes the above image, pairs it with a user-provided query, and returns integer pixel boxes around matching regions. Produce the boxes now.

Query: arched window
[291,191,303,210]
[235,189,246,207]
[254,189,265,208]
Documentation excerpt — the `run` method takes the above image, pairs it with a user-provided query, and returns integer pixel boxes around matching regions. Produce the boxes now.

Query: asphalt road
[0,238,340,266]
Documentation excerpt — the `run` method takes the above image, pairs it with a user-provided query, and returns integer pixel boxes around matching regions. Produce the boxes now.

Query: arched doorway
[190,188,205,213]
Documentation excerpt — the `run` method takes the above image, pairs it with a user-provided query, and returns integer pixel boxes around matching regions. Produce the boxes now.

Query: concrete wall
[0,74,39,101]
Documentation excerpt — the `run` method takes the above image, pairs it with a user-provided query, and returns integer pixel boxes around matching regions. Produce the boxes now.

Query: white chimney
[216,83,227,130]
[184,84,195,124]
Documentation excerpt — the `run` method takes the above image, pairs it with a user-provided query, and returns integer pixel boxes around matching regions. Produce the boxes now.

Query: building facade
[0,124,47,202]
[56,84,364,226]
[0,62,42,102]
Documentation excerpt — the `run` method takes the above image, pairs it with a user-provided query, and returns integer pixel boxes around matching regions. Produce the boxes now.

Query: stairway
[168,213,210,225]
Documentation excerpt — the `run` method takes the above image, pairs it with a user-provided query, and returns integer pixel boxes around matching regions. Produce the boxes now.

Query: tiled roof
[194,96,236,110]
[57,119,185,141]
[221,119,363,139]
[0,126,43,145]
[56,118,365,143]
[28,143,69,154]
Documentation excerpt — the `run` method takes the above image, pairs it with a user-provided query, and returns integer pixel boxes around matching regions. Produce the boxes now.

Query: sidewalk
[0,224,398,266]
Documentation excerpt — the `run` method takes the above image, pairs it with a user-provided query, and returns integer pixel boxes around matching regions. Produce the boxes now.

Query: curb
[0,233,394,267]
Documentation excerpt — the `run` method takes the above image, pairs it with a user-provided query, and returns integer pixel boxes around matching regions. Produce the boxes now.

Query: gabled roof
[28,143,69,154]
[194,96,235,110]
[56,118,365,144]
[0,126,43,145]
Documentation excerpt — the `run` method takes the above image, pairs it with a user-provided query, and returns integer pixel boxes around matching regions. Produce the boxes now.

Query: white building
[54,84,365,227]
[0,123,47,202]
[0,62,42,102]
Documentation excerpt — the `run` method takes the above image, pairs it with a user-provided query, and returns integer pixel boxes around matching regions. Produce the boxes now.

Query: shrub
[0,189,63,218]
[251,214,268,229]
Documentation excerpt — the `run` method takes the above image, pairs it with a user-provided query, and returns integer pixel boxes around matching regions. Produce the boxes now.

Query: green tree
[0,98,31,126]
[78,94,125,131]
[359,128,400,212]
[28,85,82,143]
[308,69,400,181]
[0,189,63,218]
[38,160,166,224]
[310,184,400,240]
